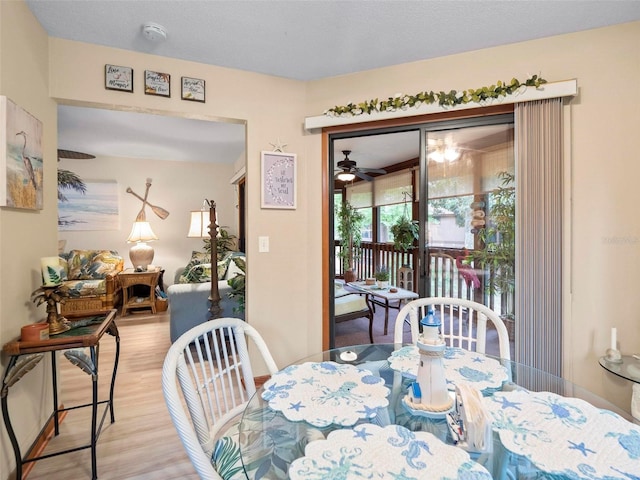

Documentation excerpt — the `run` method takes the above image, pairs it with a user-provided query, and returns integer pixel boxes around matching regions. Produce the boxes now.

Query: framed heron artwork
[0,96,44,210]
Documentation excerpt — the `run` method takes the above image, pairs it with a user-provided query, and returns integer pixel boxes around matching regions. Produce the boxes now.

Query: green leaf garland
[324,75,547,117]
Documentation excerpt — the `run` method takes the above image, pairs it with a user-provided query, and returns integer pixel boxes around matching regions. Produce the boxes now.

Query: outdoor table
[347,282,419,335]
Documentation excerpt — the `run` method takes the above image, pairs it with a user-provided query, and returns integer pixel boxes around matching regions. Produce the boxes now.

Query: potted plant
[202,228,238,259]
[375,266,390,289]
[465,171,515,333]
[337,201,364,283]
[227,256,246,314]
[390,216,419,252]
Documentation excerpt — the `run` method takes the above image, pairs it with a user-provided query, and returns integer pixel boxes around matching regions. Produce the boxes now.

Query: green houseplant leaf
[466,171,515,304]
[390,216,419,252]
[337,201,364,272]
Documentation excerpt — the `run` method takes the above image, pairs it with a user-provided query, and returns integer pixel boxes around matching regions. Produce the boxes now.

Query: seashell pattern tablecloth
[484,389,640,479]
[261,361,390,428]
[289,423,492,480]
[388,345,510,394]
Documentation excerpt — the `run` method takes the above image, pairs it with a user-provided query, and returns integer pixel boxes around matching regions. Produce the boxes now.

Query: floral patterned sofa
[57,249,124,316]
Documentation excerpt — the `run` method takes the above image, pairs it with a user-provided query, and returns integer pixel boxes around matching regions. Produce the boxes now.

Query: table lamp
[188,199,221,319]
[127,220,158,270]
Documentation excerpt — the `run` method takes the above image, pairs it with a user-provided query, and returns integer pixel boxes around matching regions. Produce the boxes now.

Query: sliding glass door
[419,115,515,348]
[328,115,516,348]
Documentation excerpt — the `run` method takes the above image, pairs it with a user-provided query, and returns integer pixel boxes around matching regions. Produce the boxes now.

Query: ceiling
[26,0,640,82]
[57,105,245,163]
[33,0,639,166]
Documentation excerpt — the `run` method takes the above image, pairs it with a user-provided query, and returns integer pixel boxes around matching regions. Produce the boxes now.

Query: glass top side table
[599,355,640,420]
[1,309,119,480]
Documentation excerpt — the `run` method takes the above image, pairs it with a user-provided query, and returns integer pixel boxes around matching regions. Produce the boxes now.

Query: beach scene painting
[0,96,44,210]
[59,180,119,231]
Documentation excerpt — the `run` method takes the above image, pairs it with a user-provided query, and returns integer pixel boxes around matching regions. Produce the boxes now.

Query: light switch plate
[258,236,269,252]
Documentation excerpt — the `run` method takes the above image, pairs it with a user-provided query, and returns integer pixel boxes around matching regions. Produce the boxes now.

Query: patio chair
[393,296,511,361]
[334,282,375,343]
[162,317,278,479]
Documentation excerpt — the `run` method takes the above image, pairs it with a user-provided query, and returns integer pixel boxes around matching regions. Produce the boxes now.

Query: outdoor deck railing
[335,242,513,319]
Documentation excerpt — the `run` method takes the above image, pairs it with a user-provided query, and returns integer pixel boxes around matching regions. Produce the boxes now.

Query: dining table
[238,344,640,480]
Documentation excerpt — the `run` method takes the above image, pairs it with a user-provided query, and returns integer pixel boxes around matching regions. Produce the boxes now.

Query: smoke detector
[142,22,167,42]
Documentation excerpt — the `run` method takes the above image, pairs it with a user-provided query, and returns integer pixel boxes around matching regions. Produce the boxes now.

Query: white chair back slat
[201,332,230,422]
[162,317,279,479]
[394,297,511,361]
[177,353,212,450]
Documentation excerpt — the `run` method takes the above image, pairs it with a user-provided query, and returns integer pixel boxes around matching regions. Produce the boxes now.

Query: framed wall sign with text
[261,151,296,209]
[144,70,170,97]
[181,77,205,102]
[105,64,133,92]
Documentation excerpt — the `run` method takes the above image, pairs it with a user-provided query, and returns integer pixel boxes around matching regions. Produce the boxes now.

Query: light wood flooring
[26,312,197,480]
[22,304,508,479]
[22,309,390,480]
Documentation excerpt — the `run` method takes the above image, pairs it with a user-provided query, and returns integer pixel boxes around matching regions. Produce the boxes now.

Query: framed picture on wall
[0,96,44,210]
[105,64,133,92]
[144,70,170,97]
[261,151,296,209]
[58,180,119,231]
[181,77,205,102]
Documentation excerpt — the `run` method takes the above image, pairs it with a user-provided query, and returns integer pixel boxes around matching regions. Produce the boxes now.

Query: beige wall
[1,1,639,475]
[48,39,316,367]
[58,155,239,286]
[2,5,314,477]
[305,21,640,413]
[0,1,58,477]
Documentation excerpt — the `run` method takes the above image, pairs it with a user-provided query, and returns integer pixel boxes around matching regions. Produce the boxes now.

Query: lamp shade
[127,221,158,243]
[187,210,208,238]
[336,172,356,182]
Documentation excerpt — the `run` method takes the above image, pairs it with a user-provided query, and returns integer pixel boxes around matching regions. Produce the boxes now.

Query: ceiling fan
[427,134,490,163]
[335,150,386,182]
[57,149,96,160]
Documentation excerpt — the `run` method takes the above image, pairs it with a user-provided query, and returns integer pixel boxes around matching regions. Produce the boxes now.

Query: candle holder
[605,347,623,364]
[30,285,70,335]
[606,327,623,363]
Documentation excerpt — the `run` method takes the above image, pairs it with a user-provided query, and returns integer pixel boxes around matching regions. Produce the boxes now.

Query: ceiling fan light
[444,147,460,161]
[428,150,444,163]
[337,172,356,182]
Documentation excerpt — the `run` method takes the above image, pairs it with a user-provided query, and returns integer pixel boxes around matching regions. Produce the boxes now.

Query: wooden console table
[118,268,161,316]
[1,309,119,480]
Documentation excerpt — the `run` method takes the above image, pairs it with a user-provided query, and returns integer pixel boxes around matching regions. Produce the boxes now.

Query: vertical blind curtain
[514,98,563,378]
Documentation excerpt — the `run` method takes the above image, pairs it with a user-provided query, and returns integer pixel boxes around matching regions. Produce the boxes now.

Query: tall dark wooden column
[207,199,222,319]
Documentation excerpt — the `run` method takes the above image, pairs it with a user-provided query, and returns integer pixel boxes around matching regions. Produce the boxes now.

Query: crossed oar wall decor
[126,179,170,221]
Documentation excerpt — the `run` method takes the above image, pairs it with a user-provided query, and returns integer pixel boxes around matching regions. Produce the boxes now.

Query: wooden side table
[118,268,161,316]
[1,310,119,480]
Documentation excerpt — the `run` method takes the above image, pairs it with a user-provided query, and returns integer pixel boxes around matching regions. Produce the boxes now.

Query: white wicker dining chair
[162,317,278,479]
[393,297,511,361]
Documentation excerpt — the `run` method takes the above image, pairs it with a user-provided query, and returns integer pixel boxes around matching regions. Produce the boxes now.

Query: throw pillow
[177,251,234,284]
[178,251,211,284]
[211,435,244,480]
[66,249,123,280]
